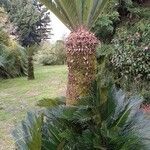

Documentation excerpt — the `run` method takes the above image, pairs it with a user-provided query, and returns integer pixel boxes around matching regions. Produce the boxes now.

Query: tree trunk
[27,47,35,80]
[66,27,99,105]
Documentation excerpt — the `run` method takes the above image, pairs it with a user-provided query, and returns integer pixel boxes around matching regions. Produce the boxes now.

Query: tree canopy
[8,0,52,47]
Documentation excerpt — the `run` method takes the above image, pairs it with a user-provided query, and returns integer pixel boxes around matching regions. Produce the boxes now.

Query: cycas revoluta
[39,0,110,105]
[12,82,150,149]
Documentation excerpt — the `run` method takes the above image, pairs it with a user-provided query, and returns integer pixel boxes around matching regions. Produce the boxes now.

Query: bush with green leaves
[93,11,119,43]
[0,44,27,78]
[93,0,150,82]
[93,0,150,103]
[35,43,56,65]
[12,82,150,150]
[0,7,27,78]
[35,41,66,66]
[111,21,150,81]
[0,29,27,78]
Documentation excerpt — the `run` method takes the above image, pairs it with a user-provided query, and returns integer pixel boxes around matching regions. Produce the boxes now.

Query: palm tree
[39,0,110,105]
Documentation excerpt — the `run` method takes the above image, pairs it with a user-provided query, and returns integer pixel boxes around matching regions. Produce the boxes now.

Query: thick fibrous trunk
[66,27,99,105]
[27,49,34,80]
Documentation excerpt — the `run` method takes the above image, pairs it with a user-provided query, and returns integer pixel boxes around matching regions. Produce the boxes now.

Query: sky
[50,12,70,42]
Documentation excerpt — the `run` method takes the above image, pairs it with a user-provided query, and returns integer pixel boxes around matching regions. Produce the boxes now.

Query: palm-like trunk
[66,27,99,105]
[27,47,35,80]
[39,0,109,105]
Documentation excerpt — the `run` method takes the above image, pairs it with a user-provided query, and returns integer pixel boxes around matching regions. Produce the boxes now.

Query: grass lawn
[0,65,68,150]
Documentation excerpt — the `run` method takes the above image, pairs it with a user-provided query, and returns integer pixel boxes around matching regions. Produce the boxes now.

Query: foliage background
[93,0,150,103]
[35,40,66,66]
[0,7,27,78]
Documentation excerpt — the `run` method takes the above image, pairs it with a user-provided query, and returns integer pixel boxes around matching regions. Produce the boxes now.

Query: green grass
[0,65,68,149]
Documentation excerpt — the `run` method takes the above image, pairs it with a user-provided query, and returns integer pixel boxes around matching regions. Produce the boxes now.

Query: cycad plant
[12,82,150,149]
[39,0,110,105]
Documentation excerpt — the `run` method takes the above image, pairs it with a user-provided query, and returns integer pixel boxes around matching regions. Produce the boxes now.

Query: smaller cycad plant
[12,82,150,150]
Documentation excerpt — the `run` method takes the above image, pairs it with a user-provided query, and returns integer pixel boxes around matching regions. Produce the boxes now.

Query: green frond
[39,0,73,30]
[39,0,110,30]
[37,96,66,108]
[12,84,150,149]
[12,111,43,150]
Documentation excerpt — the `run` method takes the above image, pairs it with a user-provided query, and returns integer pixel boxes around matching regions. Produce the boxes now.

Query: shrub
[0,44,27,78]
[0,8,27,78]
[111,21,150,81]
[0,29,27,78]
[12,83,150,149]
[35,40,66,66]
[93,11,119,43]
[93,0,150,102]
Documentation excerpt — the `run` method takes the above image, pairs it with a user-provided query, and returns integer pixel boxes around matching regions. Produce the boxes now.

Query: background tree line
[0,0,52,80]
[92,0,150,104]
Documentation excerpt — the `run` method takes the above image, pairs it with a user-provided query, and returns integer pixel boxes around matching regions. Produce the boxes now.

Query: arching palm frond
[39,0,110,30]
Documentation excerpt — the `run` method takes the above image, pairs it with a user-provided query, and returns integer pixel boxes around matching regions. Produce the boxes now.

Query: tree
[8,0,52,80]
[39,0,110,105]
